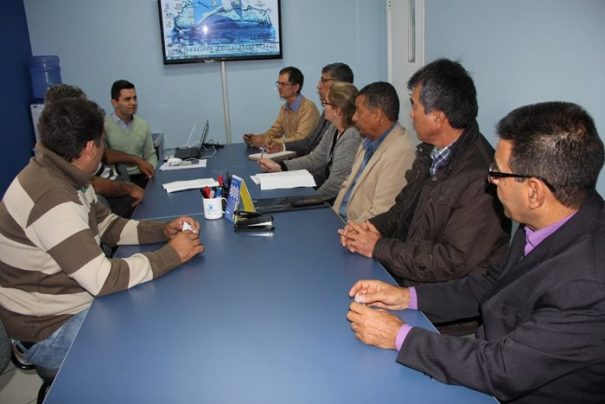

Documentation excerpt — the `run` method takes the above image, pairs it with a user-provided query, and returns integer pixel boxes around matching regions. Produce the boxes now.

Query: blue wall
[0,0,34,195]
[23,0,387,150]
[12,0,605,196]
[425,0,605,194]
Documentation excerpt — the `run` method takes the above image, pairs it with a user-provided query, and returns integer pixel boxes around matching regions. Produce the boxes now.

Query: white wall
[425,0,605,193]
[23,0,387,149]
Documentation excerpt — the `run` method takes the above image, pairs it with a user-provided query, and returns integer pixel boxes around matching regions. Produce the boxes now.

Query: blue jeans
[18,308,89,371]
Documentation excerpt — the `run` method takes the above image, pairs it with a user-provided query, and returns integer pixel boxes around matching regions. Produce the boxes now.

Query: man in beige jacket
[333,82,414,223]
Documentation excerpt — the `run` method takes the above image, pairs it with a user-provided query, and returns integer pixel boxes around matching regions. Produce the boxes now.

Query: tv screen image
[158,0,282,64]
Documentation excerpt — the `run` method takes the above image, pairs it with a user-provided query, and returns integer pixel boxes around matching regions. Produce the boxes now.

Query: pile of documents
[251,169,316,190]
[162,178,219,193]
[248,150,296,161]
[158,160,207,171]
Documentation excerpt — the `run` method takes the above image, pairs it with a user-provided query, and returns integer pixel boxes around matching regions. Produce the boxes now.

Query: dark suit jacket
[397,192,605,403]
[370,121,510,284]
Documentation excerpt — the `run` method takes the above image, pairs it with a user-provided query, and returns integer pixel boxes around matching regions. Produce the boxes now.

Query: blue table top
[133,143,315,220]
[44,145,493,403]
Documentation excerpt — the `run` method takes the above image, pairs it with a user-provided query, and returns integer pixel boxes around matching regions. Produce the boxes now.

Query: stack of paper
[252,169,316,190]
[248,150,296,161]
[159,159,207,171]
[162,178,219,193]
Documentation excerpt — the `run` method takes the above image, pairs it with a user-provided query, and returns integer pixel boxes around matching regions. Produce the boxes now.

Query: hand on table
[169,231,204,263]
[136,158,155,179]
[243,134,266,148]
[349,280,410,310]
[258,158,281,172]
[338,221,382,257]
[164,216,201,239]
[347,302,403,350]
[265,141,284,153]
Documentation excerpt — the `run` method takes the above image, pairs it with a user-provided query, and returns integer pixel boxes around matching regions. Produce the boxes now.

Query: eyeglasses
[319,77,334,84]
[275,81,293,87]
[488,163,556,192]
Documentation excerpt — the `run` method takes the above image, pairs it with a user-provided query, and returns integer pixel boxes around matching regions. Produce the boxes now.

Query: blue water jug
[30,55,62,100]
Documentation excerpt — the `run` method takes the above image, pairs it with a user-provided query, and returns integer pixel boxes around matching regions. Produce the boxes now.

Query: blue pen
[215,187,222,198]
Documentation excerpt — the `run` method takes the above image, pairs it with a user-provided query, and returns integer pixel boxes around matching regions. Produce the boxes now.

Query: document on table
[158,159,207,171]
[162,178,219,193]
[248,150,296,161]
[251,169,316,190]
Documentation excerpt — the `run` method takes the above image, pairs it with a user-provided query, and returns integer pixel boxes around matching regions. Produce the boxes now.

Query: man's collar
[286,94,303,111]
[112,112,134,128]
[362,122,396,153]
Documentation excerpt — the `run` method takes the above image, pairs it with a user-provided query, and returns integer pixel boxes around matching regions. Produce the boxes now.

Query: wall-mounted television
[158,0,282,64]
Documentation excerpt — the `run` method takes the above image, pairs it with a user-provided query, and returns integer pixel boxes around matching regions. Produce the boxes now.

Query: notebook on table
[174,120,209,159]
[248,150,296,161]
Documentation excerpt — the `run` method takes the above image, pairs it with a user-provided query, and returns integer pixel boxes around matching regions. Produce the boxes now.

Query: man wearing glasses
[264,63,355,157]
[243,66,319,149]
[347,101,605,402]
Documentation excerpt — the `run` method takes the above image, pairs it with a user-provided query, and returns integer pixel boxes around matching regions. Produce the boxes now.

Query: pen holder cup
[203,197,227,220]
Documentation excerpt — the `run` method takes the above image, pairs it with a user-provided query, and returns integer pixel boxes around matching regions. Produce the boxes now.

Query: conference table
[45,144,493,403]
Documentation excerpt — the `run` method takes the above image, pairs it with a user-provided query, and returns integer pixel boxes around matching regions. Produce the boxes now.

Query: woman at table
[258,82,361,203]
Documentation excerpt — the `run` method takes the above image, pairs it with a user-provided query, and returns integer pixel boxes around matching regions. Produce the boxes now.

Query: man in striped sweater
[0,98,204,372]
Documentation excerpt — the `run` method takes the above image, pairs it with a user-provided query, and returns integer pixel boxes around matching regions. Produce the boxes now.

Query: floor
[0,359,41,404]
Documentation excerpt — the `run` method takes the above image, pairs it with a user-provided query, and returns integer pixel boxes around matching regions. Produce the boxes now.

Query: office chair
[10,340,56,404]
[0,319,10,372]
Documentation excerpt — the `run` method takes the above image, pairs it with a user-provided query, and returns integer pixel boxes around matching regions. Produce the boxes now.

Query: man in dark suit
[347,101,605,402]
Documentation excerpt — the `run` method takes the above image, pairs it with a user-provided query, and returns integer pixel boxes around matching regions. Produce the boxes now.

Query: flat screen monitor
[158,0,282,64]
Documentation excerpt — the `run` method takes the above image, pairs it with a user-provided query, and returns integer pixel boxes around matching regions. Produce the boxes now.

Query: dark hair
[358,81,399,122]
[407,58,478,129]
[38,98,105,162]
[497,101,604,208]
[111,79,135,100]
[279,66,304,93]
[322,63,354,83]
[328,82,358,128]
[44,84,86,105]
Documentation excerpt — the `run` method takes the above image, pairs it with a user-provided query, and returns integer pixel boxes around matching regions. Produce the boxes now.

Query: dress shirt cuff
[395,324,413,351]
[408,287,418,310]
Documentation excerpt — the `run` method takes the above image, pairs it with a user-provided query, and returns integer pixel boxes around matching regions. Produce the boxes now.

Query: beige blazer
[332,124,414,223]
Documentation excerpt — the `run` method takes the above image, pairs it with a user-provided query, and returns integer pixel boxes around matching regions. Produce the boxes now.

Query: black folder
[252,196,329,214]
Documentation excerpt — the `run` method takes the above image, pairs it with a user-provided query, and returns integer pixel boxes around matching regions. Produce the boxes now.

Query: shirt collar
[524,212,577,255]
[362,123,395,155]
[430,140,456,159]
[112,112,134,130]
[286,94,303,112]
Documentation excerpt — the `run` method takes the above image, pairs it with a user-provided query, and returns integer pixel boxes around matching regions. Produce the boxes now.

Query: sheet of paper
[162,178,219,193]
[159,159,207,171]
[255,169,316,190]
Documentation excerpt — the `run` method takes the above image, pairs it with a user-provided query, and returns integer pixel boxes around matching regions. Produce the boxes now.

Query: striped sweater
[0,144,181,342]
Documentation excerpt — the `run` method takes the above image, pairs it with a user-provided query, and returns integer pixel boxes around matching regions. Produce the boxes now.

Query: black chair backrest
[0,319,10,371]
